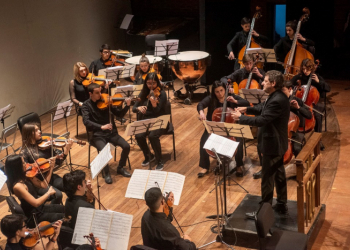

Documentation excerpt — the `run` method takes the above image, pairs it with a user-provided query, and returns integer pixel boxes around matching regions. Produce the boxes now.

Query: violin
[163,192,174,217]
[97,93,140,110]
[147,86,161,100]
[84,233,102,250]
[25,157,55,177]
[38,136,86,149]
[82,73,107,87]
[22,217,70,249]
[104,53,125,67]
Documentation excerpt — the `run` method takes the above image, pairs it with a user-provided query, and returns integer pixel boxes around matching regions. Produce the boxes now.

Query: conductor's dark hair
[286,20,297,33]
[87,83,101,94]
[265,70,284,90]
[144,187,163,212]
[1,214,26,239]
[241,17,251,25]
[5,154,26,194]
[63,170,86,199]
[99,44,111,52]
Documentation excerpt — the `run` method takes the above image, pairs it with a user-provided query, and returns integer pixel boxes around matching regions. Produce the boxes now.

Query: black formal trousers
[261,154,287,205]
[199,130,244,170]
[90,132,130,168]
[37,174,64,204]
[136,129,165,163]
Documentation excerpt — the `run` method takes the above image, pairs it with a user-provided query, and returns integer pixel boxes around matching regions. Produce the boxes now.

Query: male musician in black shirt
[81,83,131,184]
[89,44,112,76]
[141,187,196,250]
[227,17,268,70]
[221,54,265,87]
[231,70,290,217]
[63,170,95,229]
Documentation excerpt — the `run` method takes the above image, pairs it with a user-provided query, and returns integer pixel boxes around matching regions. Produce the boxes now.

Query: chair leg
[173,133,176,161]
[114,147,117,161]
[127,156,131,170]
[76,115,79,137]
[88,145,91,169]
[324,97,327,132]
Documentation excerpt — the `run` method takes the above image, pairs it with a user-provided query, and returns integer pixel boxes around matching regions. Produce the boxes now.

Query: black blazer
[239,89,290,156]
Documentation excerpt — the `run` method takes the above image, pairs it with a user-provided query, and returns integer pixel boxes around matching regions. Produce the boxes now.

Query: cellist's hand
[296,33,306,42]
[290,100,300,109]
[227,96,238,104]
[228,52,235,60]
[311,74,319,83]
[138,106,147,114]
[252,67,262,78]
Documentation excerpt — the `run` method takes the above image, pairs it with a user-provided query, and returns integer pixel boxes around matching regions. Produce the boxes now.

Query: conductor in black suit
[231,70,290,218]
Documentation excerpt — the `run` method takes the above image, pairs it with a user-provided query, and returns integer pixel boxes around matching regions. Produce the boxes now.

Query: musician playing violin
[69,62,90,114]
[21,123,73,204]
[141,187,196,250]
[1,214,62,250]
[133,54,151,86]
[221,54,265,87]
[132,73,167,171]
[89,44,113,76]
[274,20,315,63]
[227,17,268,70]
[63,170,95,229]
[81,83,132,184]
[197,81,250,178]
[5,155,64,226]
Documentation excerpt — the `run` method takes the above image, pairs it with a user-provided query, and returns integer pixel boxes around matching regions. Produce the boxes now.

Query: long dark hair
[139,72,163,102]
[210,81,227,108]
[5,154,26,194]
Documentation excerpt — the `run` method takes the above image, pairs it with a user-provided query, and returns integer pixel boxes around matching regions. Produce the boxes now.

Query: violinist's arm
[150,91,167,115]
[69,80,80,106]
[13,183,50,208]
[81,103,103,132]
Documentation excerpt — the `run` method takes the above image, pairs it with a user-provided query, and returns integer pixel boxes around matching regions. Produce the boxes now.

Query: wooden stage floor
[0,79,348,249]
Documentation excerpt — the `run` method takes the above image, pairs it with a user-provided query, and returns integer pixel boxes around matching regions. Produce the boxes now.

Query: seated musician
[81,83,131,184]
[63,170,95,229]
[5,155,64,226]
[197,81,250,177]
[89,44,112,76]
[21,123,73,204]
[274,20,315,63]
[290,58,330,149]
[253,80,312,179]
[227,17,268,70]
[1,214,62,250]
[132,73,167,171]
[141,187,196,250]
[221,54,265,87]
[69,62,90,114]
[133,54,151,86]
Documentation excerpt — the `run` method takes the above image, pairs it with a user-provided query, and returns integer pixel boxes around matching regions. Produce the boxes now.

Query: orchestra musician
[133,54,151,85]
[221,54,265,87]
[231,70,290,218]
[1,214,62,250]
[89,44,113,76]
[141,187,196,250]
[81,83,131,184]
[21,123,73,204]
[197,81,250,177]
[227,17,268,70]
[132,72,167,171]
[253,80,312,179]
[274,20,315,63]
[63,170,95,229]
[69,62,90,114]
[5,155,65,225]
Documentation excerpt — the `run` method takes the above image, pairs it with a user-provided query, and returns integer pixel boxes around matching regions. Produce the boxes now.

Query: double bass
[284,8,314,80]
[238,6,263,69]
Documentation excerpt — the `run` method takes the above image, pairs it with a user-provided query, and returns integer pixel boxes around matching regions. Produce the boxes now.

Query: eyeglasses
[102,51,110,54]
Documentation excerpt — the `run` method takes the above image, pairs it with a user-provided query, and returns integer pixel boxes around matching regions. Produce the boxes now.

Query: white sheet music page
[166,40,179,55]
[144,171,168,196]
[163,172,185,206]
[72,207,95,245]
[203,133,239,158]
[90,143,113,179]
[0,104,11,120]
[0,169,7,190]
[125,169,150,199]
[54,100,73,121]
[154,40,167,56]
[90,210,114,249]
[107,212,133,250]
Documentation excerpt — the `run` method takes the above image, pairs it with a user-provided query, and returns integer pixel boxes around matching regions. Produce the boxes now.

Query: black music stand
[0,105,15,155]
[125,115,170,170]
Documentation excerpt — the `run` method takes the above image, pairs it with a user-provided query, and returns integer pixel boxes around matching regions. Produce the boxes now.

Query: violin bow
[154,182,185,235]
[32,212,47,250]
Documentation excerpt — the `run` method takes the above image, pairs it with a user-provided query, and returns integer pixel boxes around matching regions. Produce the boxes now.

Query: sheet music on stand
[125,169,185,205]
[246,48,277,63]
[90,143,113,180]
[0,104,15,121]
[99,65,136,80]
[0,169,7,190]
[203,134,240,159]
[203,120,253,140]
[72,207,133,250]
[125,115,170,137]
[240,88,269,104]
[112,85,134,97]
[154,39,179,56]
[53,100,74,121]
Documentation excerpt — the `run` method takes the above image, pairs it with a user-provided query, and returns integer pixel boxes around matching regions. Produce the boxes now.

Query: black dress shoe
[197,170,208,178]
[102,169,113,184]
[272,203,288,214]
[141,154,155,167]
[235,166,243,177]
[245,211,257,220]
[155,162,164,171]
[117,167,131,177]
[253,170,262,179]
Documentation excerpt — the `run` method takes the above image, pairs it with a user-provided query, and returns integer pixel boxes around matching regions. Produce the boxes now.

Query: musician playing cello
[227,17,268,70]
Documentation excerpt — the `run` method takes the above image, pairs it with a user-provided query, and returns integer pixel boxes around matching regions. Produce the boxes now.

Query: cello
[238,54,261,90]
[283,7,314,80]
[238,6,263,69]
[283,112,300,165]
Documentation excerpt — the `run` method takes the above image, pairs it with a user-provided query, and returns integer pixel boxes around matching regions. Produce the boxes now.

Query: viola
[25,158,54,177]
[38,136,86,149]
[283,112,300,165]
[22,217,70,249]
[82,73,107,87]
[25,163,39,178]
[97,93,140,110]
[84,232,102,250]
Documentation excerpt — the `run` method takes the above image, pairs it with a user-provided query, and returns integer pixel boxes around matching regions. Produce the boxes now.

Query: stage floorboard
[0,79,348,250]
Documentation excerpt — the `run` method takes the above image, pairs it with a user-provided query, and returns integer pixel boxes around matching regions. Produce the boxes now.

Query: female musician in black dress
[21,123,73,204]
[133,72,167,171]
[69,62,90,113]
[197,81,250,177]
[133,54,151,85]
[5,155,64,226]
